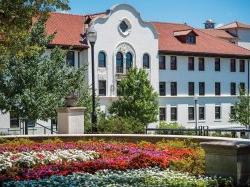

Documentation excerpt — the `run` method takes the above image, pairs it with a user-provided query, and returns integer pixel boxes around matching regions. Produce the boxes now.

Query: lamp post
[87,26,97,133]
[248,60,250,129]
[194,95,198,135]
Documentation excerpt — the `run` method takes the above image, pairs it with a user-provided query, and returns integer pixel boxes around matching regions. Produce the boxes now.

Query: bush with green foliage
[97,116,145,134]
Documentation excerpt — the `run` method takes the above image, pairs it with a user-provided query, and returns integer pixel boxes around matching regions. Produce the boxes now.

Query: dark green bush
[97,116,145,134]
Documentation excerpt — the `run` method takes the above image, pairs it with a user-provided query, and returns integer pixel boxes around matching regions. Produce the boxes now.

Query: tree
[0,7,86,128]
[109,68,158,126]
[0,0,69,53]
[230,89,250,127]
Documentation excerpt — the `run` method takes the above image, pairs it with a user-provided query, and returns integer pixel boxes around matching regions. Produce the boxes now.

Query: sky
[67,0,250,28]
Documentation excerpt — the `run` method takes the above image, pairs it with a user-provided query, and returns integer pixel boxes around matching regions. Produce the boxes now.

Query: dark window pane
[98,80,106,96]
[240,60,245,72]
[159,108,166,121]
[199,107,205,120]
[240,82,245,93]
[188,82,194,96]
[126,52,133,71]
[188,107,194,120]
[120,21,128,32]
[231,82,236,95]
[98,52,106,67]
[188,57,194,71]
[199,82,205,96]
[10,113,19,128]
[66,51,75,66]
[159,56,166,70]
[171,107,177,121]
[230,106,235,116]
[170,56,177,70]
[199,58,205,71]
[117,81,122,96]
[171,82,177,96]
[215,58,220,71]
[230,59,236,72]
[186,35,196,44]
[215,106,221,119]
[159,82,166,96]
[215,82,221,95]
[116,52,123,73]
[143,54,150,69]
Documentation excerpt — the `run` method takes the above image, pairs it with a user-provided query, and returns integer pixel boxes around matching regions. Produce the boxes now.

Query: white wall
[89,4,159,113]
[237,29,250,50]
[159,55,248,128]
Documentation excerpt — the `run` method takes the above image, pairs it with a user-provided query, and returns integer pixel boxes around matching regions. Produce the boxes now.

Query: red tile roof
[45,13,250,57]
[152,22,250,58]
[45,12,87,48]
[218,21,250,30]
[201,29,236,40]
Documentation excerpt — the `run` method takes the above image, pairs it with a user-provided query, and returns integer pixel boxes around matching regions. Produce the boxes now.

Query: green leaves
[109,68,159,126]
[0,6,86,121]
[230,88,250,126]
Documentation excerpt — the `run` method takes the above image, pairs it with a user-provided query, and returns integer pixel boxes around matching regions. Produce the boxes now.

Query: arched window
[98,52,106,67]
[116,52,123,73]
[143,54,150,69]
[126,52,133,71]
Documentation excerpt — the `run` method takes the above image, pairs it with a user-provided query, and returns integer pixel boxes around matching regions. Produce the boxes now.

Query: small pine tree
[109,68,159,126]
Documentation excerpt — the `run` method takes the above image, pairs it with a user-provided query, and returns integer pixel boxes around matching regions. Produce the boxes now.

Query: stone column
[201,141,250,186]
[57,107,85,134]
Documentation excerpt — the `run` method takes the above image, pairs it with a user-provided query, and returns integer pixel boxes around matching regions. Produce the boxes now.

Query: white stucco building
[1,4,250,134]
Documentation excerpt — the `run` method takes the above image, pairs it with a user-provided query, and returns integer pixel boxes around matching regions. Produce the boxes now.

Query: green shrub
[97,116,145,134]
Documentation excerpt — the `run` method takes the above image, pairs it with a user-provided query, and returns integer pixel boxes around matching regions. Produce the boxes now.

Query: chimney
[204,19,215,29]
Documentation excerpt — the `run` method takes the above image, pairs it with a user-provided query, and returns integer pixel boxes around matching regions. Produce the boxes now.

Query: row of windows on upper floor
[66,51,247,73]
[159,56,247,72]
[159,105,235,122]
[159,81,246,96]
[98,52,151,70]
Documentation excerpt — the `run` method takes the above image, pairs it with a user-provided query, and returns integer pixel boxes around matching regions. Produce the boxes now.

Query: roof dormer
[174,29,198,44]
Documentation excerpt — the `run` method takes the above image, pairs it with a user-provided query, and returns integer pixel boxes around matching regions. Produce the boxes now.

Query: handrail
[35,122,58,134]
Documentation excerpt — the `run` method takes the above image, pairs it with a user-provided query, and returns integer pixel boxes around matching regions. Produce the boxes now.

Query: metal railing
[146,126,250,138]
[0,121,57,136]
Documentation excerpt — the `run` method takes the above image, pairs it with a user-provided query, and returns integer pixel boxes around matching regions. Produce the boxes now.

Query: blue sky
[67,0,250,28]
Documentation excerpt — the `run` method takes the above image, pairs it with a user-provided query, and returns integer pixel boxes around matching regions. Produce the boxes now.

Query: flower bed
[0,138,232,186]
[4,168,223,187]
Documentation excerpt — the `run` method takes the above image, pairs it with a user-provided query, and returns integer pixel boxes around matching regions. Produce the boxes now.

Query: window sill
[214,120,222,122]
[198,120,206,123]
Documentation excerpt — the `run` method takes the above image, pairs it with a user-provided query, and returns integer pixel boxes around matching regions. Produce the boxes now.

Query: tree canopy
[109,68,159,126]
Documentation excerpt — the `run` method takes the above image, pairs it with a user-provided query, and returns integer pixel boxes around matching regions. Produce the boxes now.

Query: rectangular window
[215,106,221,119]
[10,113,19,128]
[215,82,221,95]
[199,58,205,71]
[240,82,245,93]
[230,82,236,95]
[188,107,195,121]
[171,107,177,121]
[215,58,220,71]
[230,106,235,116]
[159,82,166,96]
[117,81,121,96]
[66,51,75,66]
[199,82,205,96]
[159,107,166,121]
[170,56,177,70]
[188,82,195,96]
[171,82,177,96]
[159,56,166,70]
[199,106,205,120]
[230,59,236,72]
[188,57,195,71]
[240,60,245,72]
[98,80,106,96]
